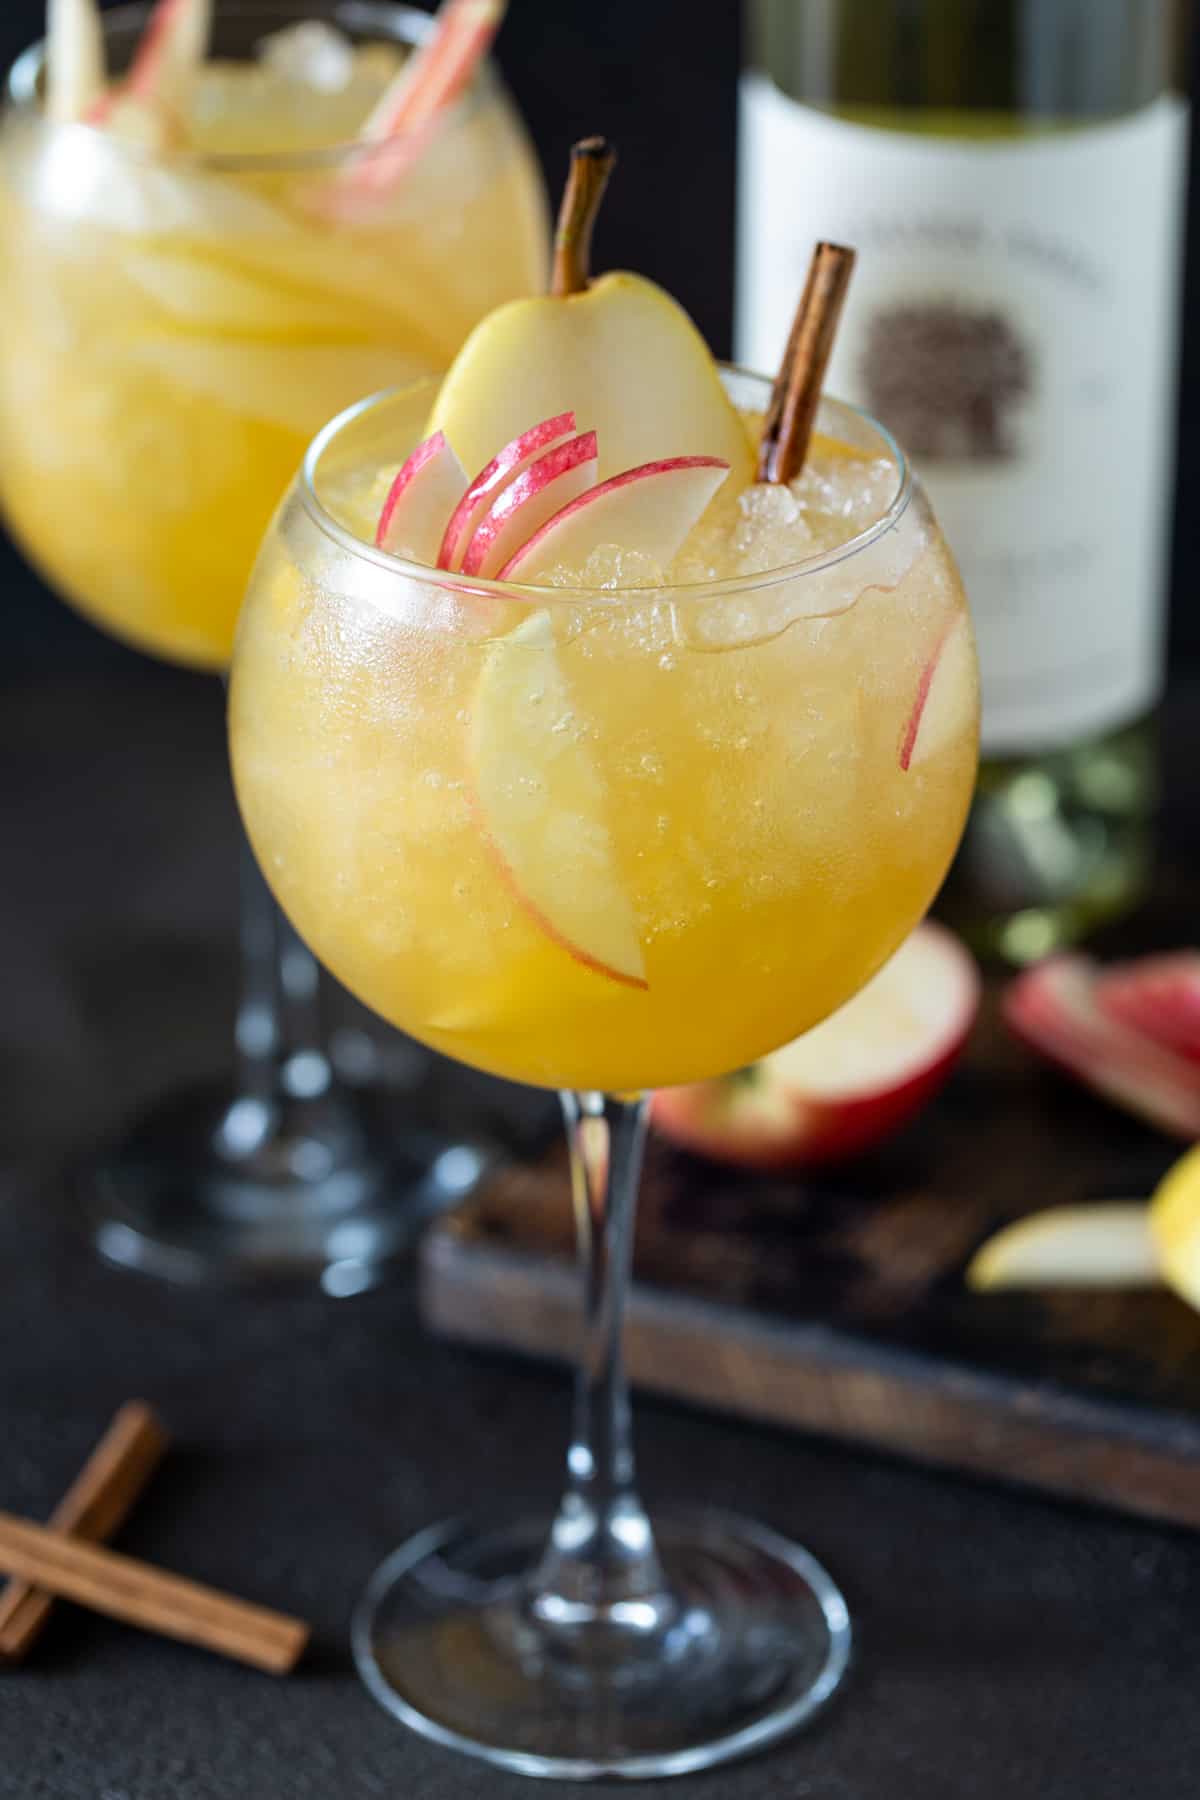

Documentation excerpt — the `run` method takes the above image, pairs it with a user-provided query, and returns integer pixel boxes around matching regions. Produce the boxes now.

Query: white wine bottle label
[737,76,1188,755]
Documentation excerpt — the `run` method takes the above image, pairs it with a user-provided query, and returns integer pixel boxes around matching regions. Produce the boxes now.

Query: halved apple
[470,611,646,989]
[460,432,598,579]
[1096,953,1200,1064]
[497,456,730,584]
[1003,955,1200,1140]
[438,412,576,571]
[652,922,979,1168]
[375,430,467,562]
[899,612,975,772]
[45,0,107,123]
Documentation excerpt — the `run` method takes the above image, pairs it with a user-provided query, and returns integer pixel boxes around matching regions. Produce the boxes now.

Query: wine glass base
[353,1508,851,1781]
[88,1078,488,1295]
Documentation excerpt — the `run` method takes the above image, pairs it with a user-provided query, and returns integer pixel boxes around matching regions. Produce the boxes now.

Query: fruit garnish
[652,923,978,1169]
[459,432,599,579]
[1097,953,1200,1064]
[438,413,576,572]
[90,0,210,134]
[45,0,106,123]
[375,430,467,562]
[899,613,976,772]
[428,138,754,487]
[1149,1144,1200,1310]
[470,610,646,989]
[344,0,506,198]
[966,1204,1159,1292]
[1003,955,1200,1140]
[497,456,729,584]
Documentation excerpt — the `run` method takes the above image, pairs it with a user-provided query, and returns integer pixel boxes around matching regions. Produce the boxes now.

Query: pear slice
[967,1205,1160,1291]
[471,611,646,988]
[1150,1145,1200,1311]
[429,271,755,489]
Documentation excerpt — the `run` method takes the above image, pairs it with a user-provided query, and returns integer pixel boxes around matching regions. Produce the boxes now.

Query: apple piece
[966,1204,1160,1291]
[652,922,979,1169]
[122,0,210,109]
[345,0,505,197]
[460,433,598,579]
[1003,955,1200,1140]
[1096,953,1200,1064]
[438,412,576,571]
[470,609,646,988]
[45,0,107,124]
[1150,1144,1200,1311]
[497,456,730,584]
[899,611,976,771]
[375,431,468,562]
[430,272,756,490]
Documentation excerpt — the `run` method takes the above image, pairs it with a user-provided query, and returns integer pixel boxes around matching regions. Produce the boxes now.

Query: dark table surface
[2,665,1200,1800]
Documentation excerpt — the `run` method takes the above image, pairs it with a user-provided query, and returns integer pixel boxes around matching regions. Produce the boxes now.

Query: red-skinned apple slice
[471,610,646,988]
[90,0,209,124]
[460,432,598,579]
[375,430,468,562]
[899,612,975,772]
[437,412,576,571]
[1004,954,1200,1140]
[1096,953,1200,1064]
[346,0,505,197]
[652,923,979,1169]
[496,456,730,584]
[46,0,107,123]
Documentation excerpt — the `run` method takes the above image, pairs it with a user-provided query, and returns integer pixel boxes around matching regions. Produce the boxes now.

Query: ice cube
[258,21,356,92]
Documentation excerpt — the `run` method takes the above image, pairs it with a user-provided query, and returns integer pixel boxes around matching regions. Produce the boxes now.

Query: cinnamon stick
[0,1513,309,1675]
[550,136,617,298]
[756,241,857,486]
[0,1401,167,1664]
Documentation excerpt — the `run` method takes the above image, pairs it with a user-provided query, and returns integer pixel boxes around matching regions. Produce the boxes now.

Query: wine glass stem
[234,824,331,1111]
[529,1091,676,1633]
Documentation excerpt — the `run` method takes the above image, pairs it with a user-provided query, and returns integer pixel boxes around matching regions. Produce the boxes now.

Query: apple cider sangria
[230,141,980,1777]
[0,0,546,668]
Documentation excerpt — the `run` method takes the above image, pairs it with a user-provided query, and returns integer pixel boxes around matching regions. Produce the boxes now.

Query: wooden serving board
[421,989,1200,1531]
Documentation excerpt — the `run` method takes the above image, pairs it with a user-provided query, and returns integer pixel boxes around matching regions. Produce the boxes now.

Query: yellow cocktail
[0,4,546,668]
[232,378,977,1094]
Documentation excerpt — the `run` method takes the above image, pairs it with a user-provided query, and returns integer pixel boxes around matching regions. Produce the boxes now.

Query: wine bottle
[738,0,1191,962]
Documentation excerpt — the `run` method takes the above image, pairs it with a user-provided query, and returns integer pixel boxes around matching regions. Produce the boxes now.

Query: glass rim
[296,368,915,608]
[5,0,493,175]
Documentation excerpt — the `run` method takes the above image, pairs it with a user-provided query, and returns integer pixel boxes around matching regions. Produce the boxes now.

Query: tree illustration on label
[860,301,1033,463]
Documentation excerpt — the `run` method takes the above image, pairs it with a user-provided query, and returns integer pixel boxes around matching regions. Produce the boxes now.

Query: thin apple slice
[1096,953,1200,1064]
[122,0,210,109]
[461,433,598,579]
[1004,955,1200,1140]
[497,456,730,584]
[899,612,975,771]
[471,610,646,988]
[345,0,505,198]
[438,413,576,571]
[652,922,977,1169]
[375,431,468,562]
[966,1204,1160,1291]
[45,0,107,123]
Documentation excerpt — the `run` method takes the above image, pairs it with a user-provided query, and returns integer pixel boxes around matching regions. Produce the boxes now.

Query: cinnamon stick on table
[0,1400,167,1664]
[0,1512,309,1675]
[757,241,857,486]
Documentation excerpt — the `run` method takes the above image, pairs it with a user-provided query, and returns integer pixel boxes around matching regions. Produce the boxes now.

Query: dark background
[1,0,1197,677]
